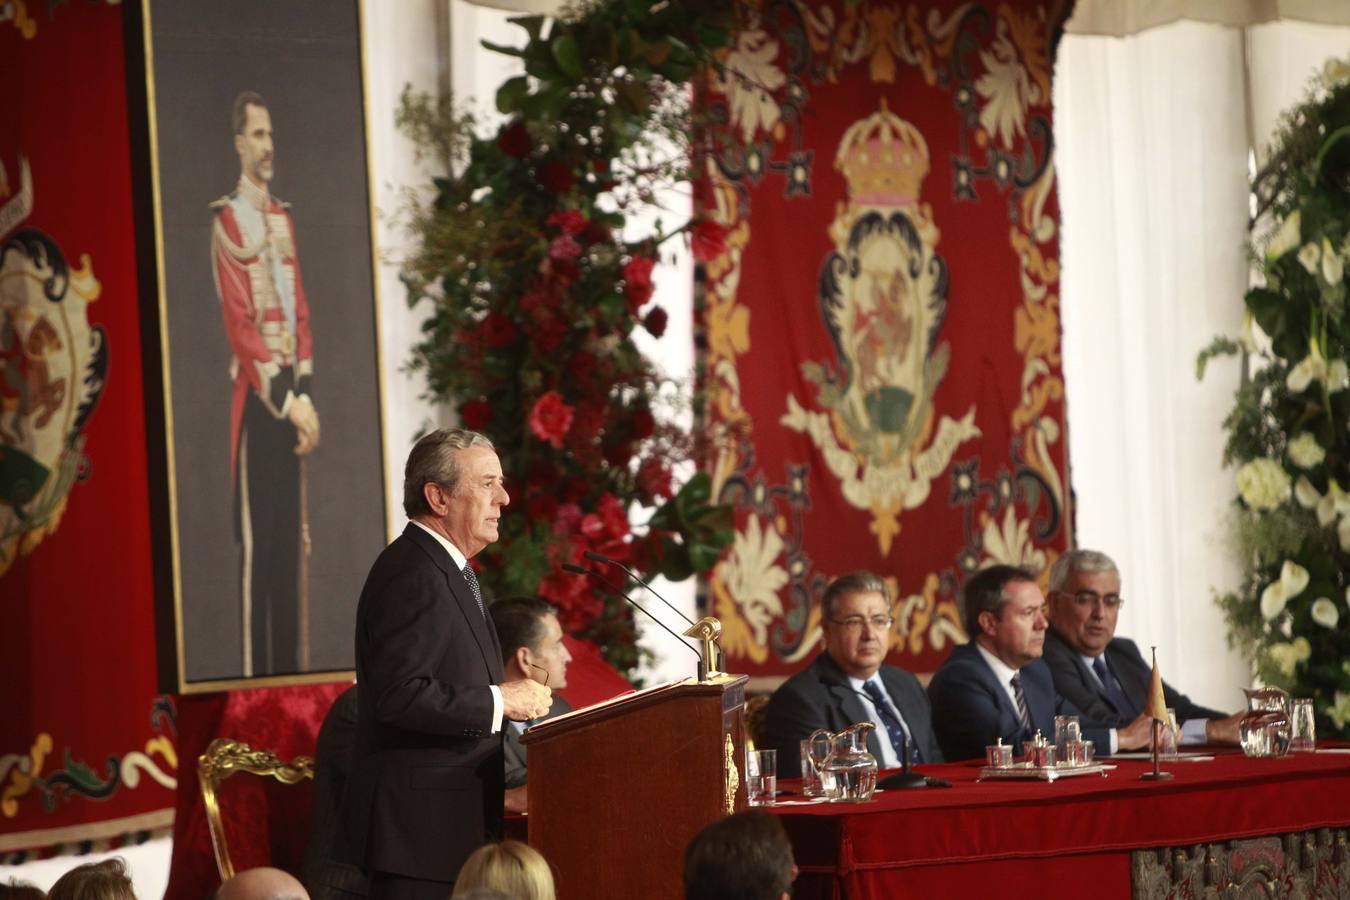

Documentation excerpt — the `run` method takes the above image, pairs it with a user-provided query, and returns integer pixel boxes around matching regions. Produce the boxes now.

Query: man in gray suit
[762,571,942,777]
[488,596,574,812]
[1043,549,1242,746]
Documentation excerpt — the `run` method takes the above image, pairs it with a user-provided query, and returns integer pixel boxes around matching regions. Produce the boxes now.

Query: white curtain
[1055,17,1350,712]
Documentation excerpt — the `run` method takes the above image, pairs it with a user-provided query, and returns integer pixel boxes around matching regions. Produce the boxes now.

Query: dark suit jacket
[926,642,1109,762]
[761,652,943,777]
[342,524,506,882]
[503,695,572,789]
[303,685,367,900]
[1043,628,1224,726]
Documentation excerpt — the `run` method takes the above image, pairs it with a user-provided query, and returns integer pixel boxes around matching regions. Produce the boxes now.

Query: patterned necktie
[862,679,923,765]
[461,563,486,619]
[1093,656,1136,718]
[1010,672,1034,738]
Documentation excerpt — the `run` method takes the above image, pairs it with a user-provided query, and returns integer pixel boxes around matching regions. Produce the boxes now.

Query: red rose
[643,305,668,338]
[554,503,584,533]
[460,399,492,430]
[603,439,634,467]
[631,408,656,440]
[567,350,598,382]
[580,513,606,540]
[529,390,575,449]
[597,492,629,537]
[580,219,612,245]
[538,160,576,194]
[549,234,582,261]
[520,287,554,315]
[547,209,588,235]
[479,311,517,349]
[623,255,656,312]
[638,458,673,499]
[497,121,531,158]
[567,401,605,446]
[532,316,569,354]
[690,219,729,263]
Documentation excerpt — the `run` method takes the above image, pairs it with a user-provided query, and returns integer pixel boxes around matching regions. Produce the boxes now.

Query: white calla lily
[1287,432,1326,468]
[1286,353,1326,393]
[1312,597,1340,629]
[1265,211,1301,261]
[1260,581,1287,620]
[1294,475,1321,509]
[1322,237,1344,285]
[1319,481,1350,527]
[1280,560,1310,600]
[1329,359,1350,393]
[1340,515,1350,553]
[1298,241,1321,275]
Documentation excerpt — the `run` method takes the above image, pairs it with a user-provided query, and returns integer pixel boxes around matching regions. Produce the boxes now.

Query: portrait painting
[132,0,389,691]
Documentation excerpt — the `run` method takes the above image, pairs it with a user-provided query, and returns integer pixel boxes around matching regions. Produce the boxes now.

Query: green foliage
[397,1,735,677]
[1201,59,1350,738]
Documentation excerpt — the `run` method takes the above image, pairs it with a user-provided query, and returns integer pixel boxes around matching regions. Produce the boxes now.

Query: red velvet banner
[0,3,174,853]
[699,0,1073,679]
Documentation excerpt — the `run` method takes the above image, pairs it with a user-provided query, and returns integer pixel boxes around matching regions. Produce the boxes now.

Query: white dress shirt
[411,520,504,733]
[1080,651,1207,745]
[975,642,1120,753]
[847,673,914,769]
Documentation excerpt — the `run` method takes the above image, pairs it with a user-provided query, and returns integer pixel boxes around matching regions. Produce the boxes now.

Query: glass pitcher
[807,723,879,802]
[1239,686,1292,758]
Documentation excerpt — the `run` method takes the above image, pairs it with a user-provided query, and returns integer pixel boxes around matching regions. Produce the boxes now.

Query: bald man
[216,867,309,900]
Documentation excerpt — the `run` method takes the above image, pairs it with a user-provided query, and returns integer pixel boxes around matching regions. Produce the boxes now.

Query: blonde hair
[452,841,555,900]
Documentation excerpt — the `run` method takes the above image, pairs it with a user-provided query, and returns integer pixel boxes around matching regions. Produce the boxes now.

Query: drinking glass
[1054,715,1081,759]
[747,749,777,806]
[1157,708,1180,758]
[1290,698,1317,752]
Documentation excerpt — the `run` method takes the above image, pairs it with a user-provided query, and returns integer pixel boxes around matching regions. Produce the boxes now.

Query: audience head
[1,879,48,900]
[820,571,894,680]
[490,596,572,689]
[454,891,512,900]
[963,564,1046,669]
[684,810,795,900]
[452,841,554,900]
[215,867,309,900]
[1047,549,1124,657]
[46,859,135,900]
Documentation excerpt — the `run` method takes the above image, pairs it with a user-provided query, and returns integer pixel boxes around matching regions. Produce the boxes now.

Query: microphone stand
[562,563,707,681]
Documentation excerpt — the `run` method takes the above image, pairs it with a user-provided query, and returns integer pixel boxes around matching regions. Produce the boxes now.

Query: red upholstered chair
[198,738,316,880]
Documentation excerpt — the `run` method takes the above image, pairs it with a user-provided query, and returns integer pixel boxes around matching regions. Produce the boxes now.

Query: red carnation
[529,390,575,449]
[690,219,729,263]
[643,305,668,338]
[623,255,656,312]
[480,311,517,349]
[538,160,576,194]
[547,209,587,235]
[497,121,531,158]
[460,399,492,430]
[631,408,656,440]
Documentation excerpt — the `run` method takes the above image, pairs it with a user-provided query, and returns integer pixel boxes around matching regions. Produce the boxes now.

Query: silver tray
[977,762,1110,782]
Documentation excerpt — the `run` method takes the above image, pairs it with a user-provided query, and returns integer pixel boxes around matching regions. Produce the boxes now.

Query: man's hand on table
[1205,711,1244,745]
[1117,711,1154,751]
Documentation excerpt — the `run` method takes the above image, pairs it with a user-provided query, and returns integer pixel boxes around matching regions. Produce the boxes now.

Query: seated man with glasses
[488,596,574,812]
[927,564,1152,761]
[761,571,943,777]
[1044,549,1242,745]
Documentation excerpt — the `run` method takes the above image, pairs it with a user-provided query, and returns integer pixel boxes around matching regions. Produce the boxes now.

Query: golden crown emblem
[835,100,930,207]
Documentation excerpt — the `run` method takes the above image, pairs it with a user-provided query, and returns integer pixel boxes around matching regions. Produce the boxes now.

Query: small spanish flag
[1147,647,1169,723]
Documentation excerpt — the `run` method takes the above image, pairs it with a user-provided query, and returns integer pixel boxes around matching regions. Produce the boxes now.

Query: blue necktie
[862,679,923,765]
[1092,656,1136,718]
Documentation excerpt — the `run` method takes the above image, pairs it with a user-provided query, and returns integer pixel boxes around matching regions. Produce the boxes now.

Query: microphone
[561,563,706,680]
[582,550,696,627]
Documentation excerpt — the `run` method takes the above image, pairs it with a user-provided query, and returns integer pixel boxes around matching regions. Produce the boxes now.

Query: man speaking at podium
[344,429,552,900]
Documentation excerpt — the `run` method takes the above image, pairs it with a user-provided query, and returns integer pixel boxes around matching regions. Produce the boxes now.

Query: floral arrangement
[396,2,735,674]
[1199,57,1350,736]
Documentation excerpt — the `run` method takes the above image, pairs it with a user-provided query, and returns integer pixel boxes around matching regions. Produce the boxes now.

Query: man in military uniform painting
[211,90,320,676]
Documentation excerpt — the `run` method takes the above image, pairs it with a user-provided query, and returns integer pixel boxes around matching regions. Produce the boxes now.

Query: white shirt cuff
[1180,718,1208,745]
[1107,728,1119,755]
[489,685,503,734]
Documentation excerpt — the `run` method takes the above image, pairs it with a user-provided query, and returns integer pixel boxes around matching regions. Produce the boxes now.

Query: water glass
[747,749,777,806]
[1291,698,1316,752]
[800,739,836,797]
[1157,708,1180,758]
[1054,715,1081,759]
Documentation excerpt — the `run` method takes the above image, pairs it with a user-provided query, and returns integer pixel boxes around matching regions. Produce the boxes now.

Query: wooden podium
[520,674,749,900]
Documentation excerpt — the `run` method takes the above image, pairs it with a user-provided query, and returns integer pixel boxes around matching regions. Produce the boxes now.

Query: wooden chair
[745,694,771,751]
[198,738,315,880]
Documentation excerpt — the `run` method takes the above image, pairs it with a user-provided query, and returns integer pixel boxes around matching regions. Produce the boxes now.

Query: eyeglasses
[528,662,550,686]
[827,615,895,631]
[1060,590,1125,611]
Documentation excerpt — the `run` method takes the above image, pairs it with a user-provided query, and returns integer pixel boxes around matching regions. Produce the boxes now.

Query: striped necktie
[1010,672,1033,738]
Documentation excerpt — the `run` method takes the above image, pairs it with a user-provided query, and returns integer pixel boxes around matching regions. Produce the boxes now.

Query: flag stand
[1139,645,1173,781]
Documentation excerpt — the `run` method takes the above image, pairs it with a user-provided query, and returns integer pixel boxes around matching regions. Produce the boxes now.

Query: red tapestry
[0,4,175,853]
[698,0,1073,680]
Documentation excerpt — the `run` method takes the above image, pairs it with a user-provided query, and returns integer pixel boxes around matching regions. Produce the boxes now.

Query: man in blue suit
[1043,549,1241,745]
[927,565,1152,761]
[762,571,943,777]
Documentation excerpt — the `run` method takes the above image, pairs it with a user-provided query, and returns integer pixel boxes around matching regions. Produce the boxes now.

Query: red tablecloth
[773,747,1350,900]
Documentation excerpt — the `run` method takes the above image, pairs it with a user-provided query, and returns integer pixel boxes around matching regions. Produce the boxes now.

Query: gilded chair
[198,737,316,880]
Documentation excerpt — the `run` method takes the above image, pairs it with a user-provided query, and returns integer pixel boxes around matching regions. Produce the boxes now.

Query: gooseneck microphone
[561,563,706,680]
[582,550,696,626]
